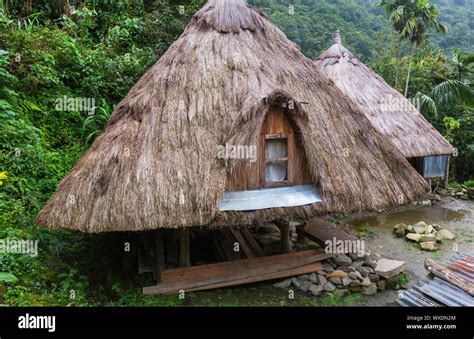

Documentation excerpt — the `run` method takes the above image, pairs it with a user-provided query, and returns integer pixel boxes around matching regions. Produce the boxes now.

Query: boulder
[362,283,377,295]
[419,234,437,242]
[309,284,323,296]
[273,279,292,288]
[317,274,327,286]
[323,281,336,292]
[291,277,302,289]
[329,277,342,285]
[437,229,455,241]
[298,274,309,281]
[309,273,318,284]
[361,276,371,287]
[375,259,405,279]
[349,271,364,281]
[393,223,407,237]
[299,281,312,292]
[368,274,380,282]
[420,241,438,251]
[330,254,352,266]
[350,280,361,287]
[413,221,427,234]
[432,224,442,231]
[406,233,421,242]
[424,224,434,234]
[341,277,352,287]
[364,259,377,269]
[356,266,369,277]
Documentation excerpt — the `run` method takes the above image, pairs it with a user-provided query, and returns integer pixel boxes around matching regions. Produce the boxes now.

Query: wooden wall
[226,106,312,191]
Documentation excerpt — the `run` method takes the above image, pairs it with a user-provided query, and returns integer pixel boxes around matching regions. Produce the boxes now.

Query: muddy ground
[339,196,473,306]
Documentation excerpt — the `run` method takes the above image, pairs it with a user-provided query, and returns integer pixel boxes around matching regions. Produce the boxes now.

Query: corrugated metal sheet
[423,155,447,178]
[397,252,474,307]
[218,184,322,211]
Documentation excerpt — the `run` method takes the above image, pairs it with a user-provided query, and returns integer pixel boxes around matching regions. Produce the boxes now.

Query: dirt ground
[339,196,473,306]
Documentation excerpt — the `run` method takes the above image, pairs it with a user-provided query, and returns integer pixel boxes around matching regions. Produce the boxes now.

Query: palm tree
[377,0,447,96]
[417,50,474,118]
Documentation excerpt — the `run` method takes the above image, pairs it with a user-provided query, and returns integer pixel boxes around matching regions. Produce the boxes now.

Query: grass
[355,222,376,239]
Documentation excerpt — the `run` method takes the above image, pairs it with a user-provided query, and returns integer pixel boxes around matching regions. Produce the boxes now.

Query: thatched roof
[36,0,429,233]
[315,30,453,158]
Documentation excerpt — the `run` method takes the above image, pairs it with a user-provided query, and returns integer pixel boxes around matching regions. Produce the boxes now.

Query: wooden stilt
[296,224,306,251]
[154,230,166,283]
[179,228,191,267]
[275,219,292,254]
[444,156,450,188]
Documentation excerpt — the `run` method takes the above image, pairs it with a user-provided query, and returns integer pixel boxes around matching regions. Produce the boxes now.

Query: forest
[0,0,472,306]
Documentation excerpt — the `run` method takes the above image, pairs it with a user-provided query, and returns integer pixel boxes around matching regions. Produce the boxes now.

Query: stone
[316,270,326,276]
[348,253,359,260]
[299,281,312,292]
[356,266,369,277]
[361,276,371,287]
[370,252,382,261]
[326,270,348,279]
[421,200,432,206]
[331,253,352,266]
[257,222,279,234]
[349,271,364,281]
[407,224,414,233]
[309,273,318,284]
[309,284,323,296]
[273,279,292,288]
[348,260,364,269]
[406,233,421,242]
[350,280,361,287]
[329,277,342,285]
[437,229,455,240]
[323,281,336,292]
[393,223,407,237]
[364,259,377,269]
[364,266,375,274]
[336,265,351,273]
[317,274,327,286]
[323,263,335,273]
[420,241,438,251]
[375,259,406,279]
[362,282,377,295]
[368,274,380,282]
[350,286,362,292]
[376,279,386,291]
[291,277,302,289]
[413,221,427,234]
[419,233,436,242]
[425,224,434,234]
[298,274,309,281]
[342,277,352,287]
[432,224,442,231]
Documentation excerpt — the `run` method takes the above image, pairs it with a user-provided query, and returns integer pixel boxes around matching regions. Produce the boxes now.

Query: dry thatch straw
[315,30,453,158]
[36,0,429,233]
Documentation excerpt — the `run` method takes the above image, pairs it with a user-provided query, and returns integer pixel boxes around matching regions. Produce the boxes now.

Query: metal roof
[397,252,474,307]
[218,184,322,211]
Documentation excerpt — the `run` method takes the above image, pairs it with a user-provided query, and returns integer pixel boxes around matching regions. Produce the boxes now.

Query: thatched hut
[36,1,429,277]
[315,31,454,181]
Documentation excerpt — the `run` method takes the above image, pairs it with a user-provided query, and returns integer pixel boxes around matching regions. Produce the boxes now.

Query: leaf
[0,272,18,283]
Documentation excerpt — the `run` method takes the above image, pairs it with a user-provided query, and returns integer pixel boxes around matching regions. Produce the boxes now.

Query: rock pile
[393,221,455,251]
[273,253,406,298]
[436,186,474,200]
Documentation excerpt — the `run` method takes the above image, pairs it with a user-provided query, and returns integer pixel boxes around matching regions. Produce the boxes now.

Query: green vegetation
[356,223,376,239]
[0,0,472,306]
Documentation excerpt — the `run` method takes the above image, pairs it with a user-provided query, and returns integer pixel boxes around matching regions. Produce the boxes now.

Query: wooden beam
[275,219,292,253]
[444,156,450,189]
[295,224,306,251]
[179,228,191,268]
[154,230,166,283]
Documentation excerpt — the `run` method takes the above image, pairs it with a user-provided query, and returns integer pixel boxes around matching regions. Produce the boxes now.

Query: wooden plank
[240,227,266,257]
[304,218,356,246]
[161,249,324,283]
[228,227,255,259]
[425,258,474,296]
[187,262,323,292]
[144,252,333,295]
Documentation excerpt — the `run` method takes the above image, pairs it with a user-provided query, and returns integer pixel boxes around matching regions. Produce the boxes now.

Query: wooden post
[275,220,292,254]
[295,224,306,251]
[444,156,450,189]
[154,230,166,283]
[179,228,191,267]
